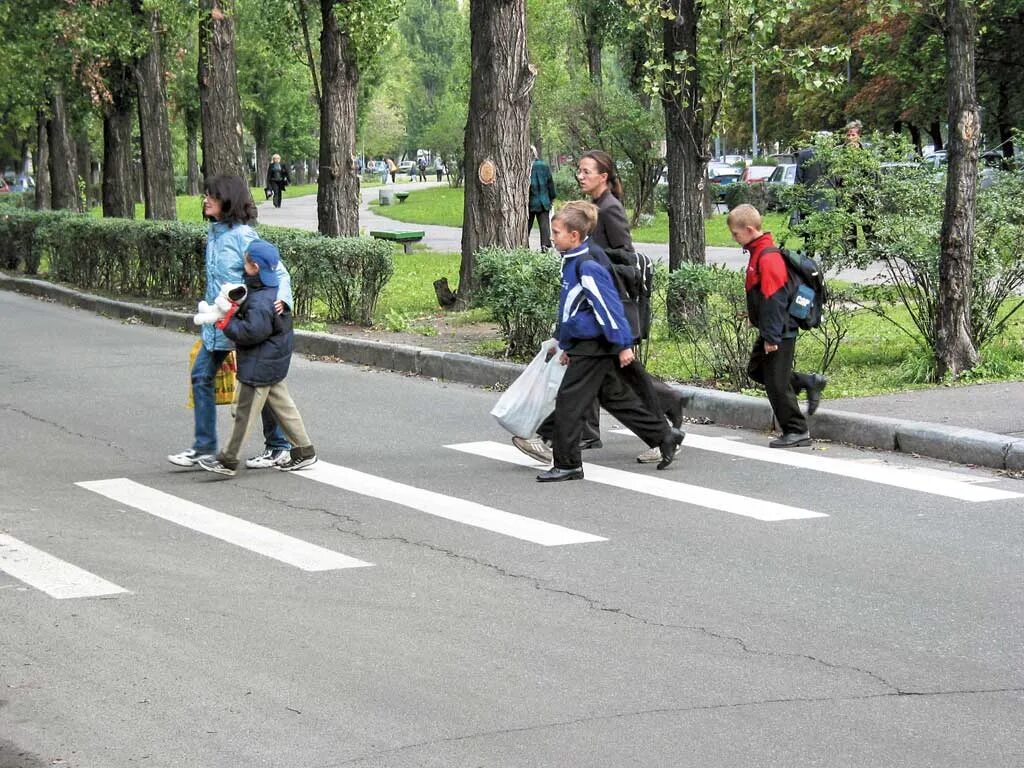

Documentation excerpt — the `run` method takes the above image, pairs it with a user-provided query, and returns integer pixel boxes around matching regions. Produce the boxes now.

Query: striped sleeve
[578,260,634,350]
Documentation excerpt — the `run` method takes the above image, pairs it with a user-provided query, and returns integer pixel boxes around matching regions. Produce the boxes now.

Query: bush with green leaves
[474,246,561,358]
[665,263,757,390]
[792,132,1024,375]
[0,211,393,326]
[552,164,580,203]
[723,181,770,212]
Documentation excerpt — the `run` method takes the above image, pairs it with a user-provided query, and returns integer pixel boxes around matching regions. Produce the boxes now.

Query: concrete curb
[4,272,1022,473]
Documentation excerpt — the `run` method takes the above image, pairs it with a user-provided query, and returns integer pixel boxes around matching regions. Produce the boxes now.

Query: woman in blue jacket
[168,175,294,469]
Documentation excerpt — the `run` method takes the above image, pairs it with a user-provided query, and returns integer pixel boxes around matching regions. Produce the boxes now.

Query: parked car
[765,164,797,210]
[767,164,796,185]
[719,154,746,166]
[741,165,775,184]
[708,168,742,202]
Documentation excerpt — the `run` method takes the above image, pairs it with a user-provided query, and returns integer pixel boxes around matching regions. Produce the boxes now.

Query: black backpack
[763,246,826,330]
[576,249,655,342]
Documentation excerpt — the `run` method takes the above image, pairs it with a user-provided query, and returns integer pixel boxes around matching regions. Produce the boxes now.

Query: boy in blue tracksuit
[198,241,317,477]
[536,201,684,482]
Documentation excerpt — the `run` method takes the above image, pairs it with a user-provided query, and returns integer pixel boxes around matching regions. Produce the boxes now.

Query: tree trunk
[102,62,136,219]
[47,85,81,212]
[254,110,269,188]
[459,0,535,307]
[186,118,201,195]
[908,123,922,154]
[316,0,360,237]
[35,110,51,211]
[662,0,706,269]
[198,0,247,182]
[929,120,944,151]
[76,131,95,208]
[135,8,177,219]
[936,0,980,379]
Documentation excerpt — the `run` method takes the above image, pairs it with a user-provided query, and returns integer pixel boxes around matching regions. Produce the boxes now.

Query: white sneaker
[245,449,290,469]
[512,436,553,464]
[167,449,208,467]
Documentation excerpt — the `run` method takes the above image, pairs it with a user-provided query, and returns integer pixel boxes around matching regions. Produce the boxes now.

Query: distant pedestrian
[417,156,428,182]
[528,145,556,251]
[199,241,317,476]
[386,157,397,184]
[377,158,389,185]
[434,155,445,182]
[728,203,827,448]
[265,154,290,209]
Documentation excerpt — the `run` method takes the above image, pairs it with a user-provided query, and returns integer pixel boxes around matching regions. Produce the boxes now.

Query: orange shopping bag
[186,340,237,408]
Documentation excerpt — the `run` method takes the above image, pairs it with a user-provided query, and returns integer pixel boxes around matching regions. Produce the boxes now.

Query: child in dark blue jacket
[198,241,317,476]
[536,201,684,482]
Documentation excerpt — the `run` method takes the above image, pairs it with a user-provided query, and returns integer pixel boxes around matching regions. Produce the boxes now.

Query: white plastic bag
[490,339,566,438]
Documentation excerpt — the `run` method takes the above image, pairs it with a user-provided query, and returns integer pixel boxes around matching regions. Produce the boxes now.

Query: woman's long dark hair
[204,175,258,225]
[581,149,624,201]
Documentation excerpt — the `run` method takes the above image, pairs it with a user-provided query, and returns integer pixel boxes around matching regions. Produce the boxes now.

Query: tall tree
[936,0,980,376]
[198,0,247,180]
[47,84,81,212]
[397,0,461,150]
[627,0,844,268]
[134,4,178,219]
[101,61,136,218]
[316,0,400,237]
[458,0,536,306]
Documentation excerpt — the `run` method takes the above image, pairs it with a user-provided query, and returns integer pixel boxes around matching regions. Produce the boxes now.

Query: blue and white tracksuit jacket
[555,239,635,355]
[201,221,293,352]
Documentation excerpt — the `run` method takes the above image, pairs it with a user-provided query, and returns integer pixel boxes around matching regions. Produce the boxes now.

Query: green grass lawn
[368,185,790,246]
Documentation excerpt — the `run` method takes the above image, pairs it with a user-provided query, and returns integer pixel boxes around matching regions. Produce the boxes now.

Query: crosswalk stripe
[291,461,607,546]
[446,442,826,522]
[76,479,372,571]
[607,427,1021,503]
[0,533,129,599]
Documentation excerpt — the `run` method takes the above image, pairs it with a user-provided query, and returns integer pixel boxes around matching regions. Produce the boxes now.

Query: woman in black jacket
[576,150,687,464]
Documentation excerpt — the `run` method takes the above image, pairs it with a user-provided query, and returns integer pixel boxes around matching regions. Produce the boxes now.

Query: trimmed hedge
[0,210,392,326]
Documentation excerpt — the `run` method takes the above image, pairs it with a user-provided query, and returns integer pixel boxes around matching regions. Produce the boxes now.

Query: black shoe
[536,467,584,483]
[657,428,685,470]
[665,393,689,429]
[769,431,812,448]
[805,374,828,416]
[579,438,603,450]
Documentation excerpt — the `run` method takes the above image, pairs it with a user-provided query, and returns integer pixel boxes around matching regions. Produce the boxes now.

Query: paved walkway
[256,183,883,283]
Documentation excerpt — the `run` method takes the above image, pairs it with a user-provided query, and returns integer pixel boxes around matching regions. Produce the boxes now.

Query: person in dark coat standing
[198,241,318,476]
[265,154,290,209]
[528,146,557,251]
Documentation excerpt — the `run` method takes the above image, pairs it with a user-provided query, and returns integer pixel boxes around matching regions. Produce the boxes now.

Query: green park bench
[369,229,425,254]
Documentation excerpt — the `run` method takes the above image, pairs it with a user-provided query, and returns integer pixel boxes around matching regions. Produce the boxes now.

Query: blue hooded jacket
[221,273,294,386]
[555,239,635,354]
[201,223,294,351]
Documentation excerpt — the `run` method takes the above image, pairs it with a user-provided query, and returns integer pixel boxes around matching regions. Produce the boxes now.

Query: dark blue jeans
[190,345,290,454]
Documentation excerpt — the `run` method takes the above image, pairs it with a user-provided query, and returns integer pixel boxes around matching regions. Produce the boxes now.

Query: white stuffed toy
[193,283,247,326]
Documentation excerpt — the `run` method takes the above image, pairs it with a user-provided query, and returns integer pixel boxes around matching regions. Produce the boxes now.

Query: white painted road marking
[446,442,826,522]
[76,479,372,571]
[607,427,1021,503]
[292,461,607,546]
[0,533,129,599]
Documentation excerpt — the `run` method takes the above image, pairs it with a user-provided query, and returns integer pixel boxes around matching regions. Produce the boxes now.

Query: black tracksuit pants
[550,354,669,470]
[539,358,683,443]
[747,336,810,435]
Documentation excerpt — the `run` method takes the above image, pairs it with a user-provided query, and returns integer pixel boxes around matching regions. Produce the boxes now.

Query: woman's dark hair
[581,149,624,201]
[203,175,258,225]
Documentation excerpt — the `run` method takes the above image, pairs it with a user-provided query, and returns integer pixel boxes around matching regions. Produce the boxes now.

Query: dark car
[708,168,742,202]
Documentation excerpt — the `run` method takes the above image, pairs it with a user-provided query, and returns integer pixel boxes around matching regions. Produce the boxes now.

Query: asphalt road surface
[1,290,1021,767]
